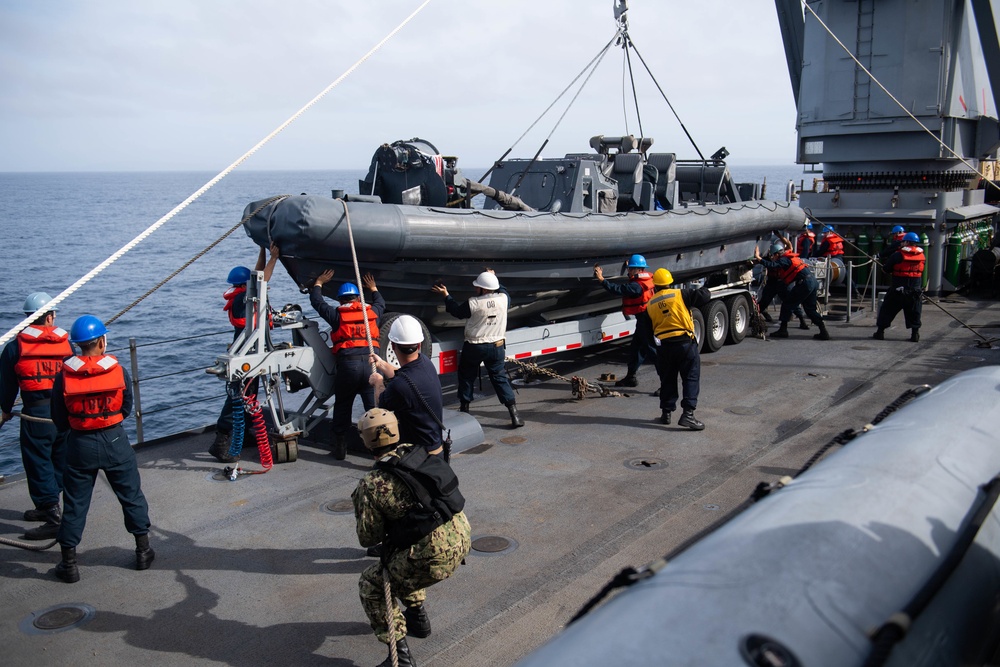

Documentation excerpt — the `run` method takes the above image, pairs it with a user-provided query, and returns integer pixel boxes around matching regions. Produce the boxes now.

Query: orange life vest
[796,230,815,251]
[891,245,925,279]
[622,272,655,315]
[61,355,126,430]
[820,233,844,257]
[773,251,807,284]
[15,325,72,392]
[223,286,247,328]
[331,302,380,352]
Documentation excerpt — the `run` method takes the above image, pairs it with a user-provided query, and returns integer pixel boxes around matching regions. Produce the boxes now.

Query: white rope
[339,199,378,373]
[800,0,998,186]
[0,0,435,349]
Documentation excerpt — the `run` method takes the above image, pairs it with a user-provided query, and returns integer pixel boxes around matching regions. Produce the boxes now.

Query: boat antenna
[478,30,621,184]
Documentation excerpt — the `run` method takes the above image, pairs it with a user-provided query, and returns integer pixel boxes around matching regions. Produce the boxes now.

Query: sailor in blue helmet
[593,254,658,388]
[874,232,925,342]
[209,244,280,462]
[310,268,386,459]
[754,237,831,340]
[796,222,816,258]
[877,225,907,263]
[50,315,154,583]
[1,292,71,540]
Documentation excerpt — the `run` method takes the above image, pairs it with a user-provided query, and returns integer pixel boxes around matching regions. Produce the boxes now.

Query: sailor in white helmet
[432,269,524,428]
[369,315,445,457]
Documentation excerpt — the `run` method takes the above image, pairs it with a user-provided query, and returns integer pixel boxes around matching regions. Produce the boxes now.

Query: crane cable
[0,0,436,349]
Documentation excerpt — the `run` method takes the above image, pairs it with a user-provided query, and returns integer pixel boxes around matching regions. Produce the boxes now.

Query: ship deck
[2,292,999,666]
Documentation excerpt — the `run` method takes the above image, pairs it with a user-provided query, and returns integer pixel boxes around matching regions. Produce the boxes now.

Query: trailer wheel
[691,308,706,352]
[724,294,749,345]
[379,313,433,366]
[701,300,728,353]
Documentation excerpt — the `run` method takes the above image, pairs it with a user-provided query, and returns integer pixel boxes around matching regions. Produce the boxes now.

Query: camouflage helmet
[358,408,400,450]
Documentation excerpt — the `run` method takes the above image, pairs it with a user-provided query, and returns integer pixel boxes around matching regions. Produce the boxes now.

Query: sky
[0,1,801,172]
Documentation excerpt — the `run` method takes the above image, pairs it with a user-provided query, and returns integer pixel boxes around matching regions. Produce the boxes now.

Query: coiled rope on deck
[0,0,436,349]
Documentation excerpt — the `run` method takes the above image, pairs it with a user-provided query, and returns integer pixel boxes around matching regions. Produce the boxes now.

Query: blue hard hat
[227,266,251,285]
[804,222,812,230]
[903,232,920,243]
[891,225,905,235]
[337,282,360,298]
[23,292,56,314]
[70,314,108,344]
[627,254,647,268]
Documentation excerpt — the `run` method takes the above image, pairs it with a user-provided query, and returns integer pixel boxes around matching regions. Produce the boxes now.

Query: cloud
[0,0,799,171]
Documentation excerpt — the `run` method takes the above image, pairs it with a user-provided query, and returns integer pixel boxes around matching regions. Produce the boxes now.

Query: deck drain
[470,535,519,556]
[626,457,666,470]
[323,499,355,514]
[725,406,761,416]
[499,436,527,445]
[20,604,95,635]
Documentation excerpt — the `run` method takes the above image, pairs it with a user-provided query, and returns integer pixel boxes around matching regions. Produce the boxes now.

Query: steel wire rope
[478,30,621,183]
[0,0,436,349]
[107,196,290,325]
[799,0,1000,193]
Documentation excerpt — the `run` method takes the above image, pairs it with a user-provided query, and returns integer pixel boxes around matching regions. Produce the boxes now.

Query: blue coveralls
[444,287,516,407]
[378,355,444,454]
[757,255,825,327]
[0,339,67,510]
[597,278,658,378]
[51,365,150,548]
[310,287,386,437]
[876,251,923,331]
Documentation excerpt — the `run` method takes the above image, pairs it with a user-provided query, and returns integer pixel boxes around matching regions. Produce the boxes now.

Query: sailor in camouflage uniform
[352,408,471,667]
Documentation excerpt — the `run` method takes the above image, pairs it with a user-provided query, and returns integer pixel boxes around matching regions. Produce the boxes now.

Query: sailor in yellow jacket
[645,269,710,430]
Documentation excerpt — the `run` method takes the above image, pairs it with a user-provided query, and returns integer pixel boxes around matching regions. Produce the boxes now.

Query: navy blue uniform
[654,288,710,413]
[50,366,150,548]
[757,255,825,327]
[378,354,444,453]
[444,286,516,407]
[310,287,386,437]
[0,339,68,510]
[877,250,923,331]
[597,278,657,378]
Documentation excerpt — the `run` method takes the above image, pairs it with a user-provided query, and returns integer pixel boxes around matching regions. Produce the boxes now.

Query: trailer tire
[691,308,706,352]
[379,313,433,365]
[724,294,749,345]
[701,300,728,353]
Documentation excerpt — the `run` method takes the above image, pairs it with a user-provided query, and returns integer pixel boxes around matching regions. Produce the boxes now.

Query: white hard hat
[473,271,499,291]
[388,315,425,345]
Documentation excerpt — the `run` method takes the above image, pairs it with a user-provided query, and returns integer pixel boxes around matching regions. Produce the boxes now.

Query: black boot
[872,328,885,340]
[135,533,155,570]
[678,410,705,431]
[55,546,79,583]
[772,323,789,338]
[366,543,383,558]
[659,410,671,425]
[813,321,831,341]
[209,431,237,463]
[23,507,48,522]
[459,401,469,413]
[404,603,432,638]
[330,434,346,460]
[910,328,920,343]
[798,315,810,330]
[761,310,773,323]
[508,404,525,428]
[377,637,417,667]
[22,503,60,540]
[614,375,638,387]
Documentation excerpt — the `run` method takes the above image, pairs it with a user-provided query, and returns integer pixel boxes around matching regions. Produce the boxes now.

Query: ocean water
[0,164,809,477]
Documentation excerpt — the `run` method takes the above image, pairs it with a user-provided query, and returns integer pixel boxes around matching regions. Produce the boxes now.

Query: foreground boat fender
[516,366,1000,667]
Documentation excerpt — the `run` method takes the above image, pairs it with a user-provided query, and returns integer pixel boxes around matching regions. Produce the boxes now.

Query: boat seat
[647,153,677,210]
[611,153,653,212]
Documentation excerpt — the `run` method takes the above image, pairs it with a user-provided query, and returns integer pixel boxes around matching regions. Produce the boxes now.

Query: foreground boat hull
[516,366,1000,667]
[244,195,805,329]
